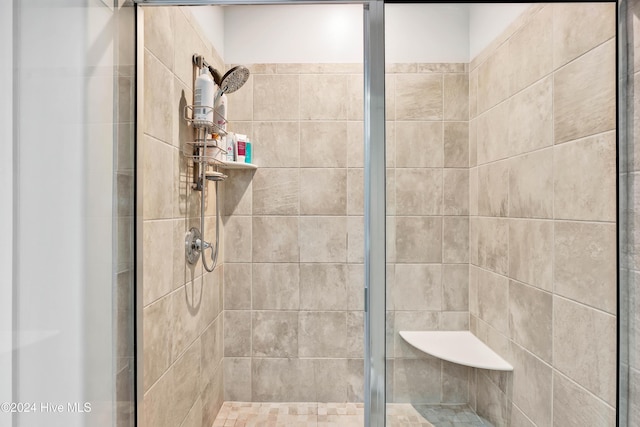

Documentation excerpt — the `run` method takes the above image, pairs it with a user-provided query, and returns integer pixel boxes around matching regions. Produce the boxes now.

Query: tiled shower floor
[212,402,494,427]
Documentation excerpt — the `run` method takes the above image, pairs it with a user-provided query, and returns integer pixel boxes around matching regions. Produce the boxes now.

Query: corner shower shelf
[399,331,513,371]
[219,161,258,170]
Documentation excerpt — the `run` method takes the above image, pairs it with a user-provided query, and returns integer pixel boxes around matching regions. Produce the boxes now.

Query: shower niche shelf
[219,161,257,170]
[399,330,513,371]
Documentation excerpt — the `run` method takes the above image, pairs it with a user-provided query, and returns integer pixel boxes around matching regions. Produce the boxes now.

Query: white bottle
[194,67,214,125]
[215,93,227,132]
[226,134,235,162]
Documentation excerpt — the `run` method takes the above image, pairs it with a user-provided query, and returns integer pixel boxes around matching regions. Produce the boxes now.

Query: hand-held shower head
[218,65,250,95]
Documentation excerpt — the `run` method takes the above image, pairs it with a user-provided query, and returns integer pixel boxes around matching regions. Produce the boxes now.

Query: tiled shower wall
[468,3,617,426]
[141,7,225,427]
[221,62,471,404]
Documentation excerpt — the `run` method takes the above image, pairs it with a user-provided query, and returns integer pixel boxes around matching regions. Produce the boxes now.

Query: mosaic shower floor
[212,402,494,427]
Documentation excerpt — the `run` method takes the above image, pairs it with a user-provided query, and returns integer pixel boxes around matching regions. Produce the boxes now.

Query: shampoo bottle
[194,67,214,125]
[215,93,228,132]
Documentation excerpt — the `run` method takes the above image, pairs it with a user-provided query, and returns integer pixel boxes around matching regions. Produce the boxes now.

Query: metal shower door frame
[133,1,387,426]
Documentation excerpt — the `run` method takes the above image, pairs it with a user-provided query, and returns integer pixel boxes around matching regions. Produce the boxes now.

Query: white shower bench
[399,331,513,371]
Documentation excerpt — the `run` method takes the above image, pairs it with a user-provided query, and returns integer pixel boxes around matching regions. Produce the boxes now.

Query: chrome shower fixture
[216,65,250,95]
[185,55,251,273]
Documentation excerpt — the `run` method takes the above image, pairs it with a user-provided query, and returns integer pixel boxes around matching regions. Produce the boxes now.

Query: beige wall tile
[347,264,364,311]
[444,169,469,215]
[252,121,300,168]
[144,361,174,427]
[553,371,616,427]
[554,221,617,314]
[395,169,442,215]
[252,263,300,310]
[143,220,174,305]
[509,219,553,291]
[172,341,202,426]
[509,281,552,363]
[300,169,347,215]
[469,69,478,120]
[444,122,469,168]
[253,74,300,120]
[173,77,193,153]
[469,119,477,167]
[348,74,364,121]
[300,74,349,120]
[476,372,509,427]
[347,121,364,168]
[442,362,470,403]
[477,269,509,334]
[224,358,251,401]
[393,264,442,311]
[477,217,509,275]
[554,297,617,405]
[252,358,315,401]
[144,7,174,72]
[553,40,616,144]
[443,74,469,120]
[170,284,203,362]
[443,264,469,312]
[508,76,553,156]
[144,50,174,145]
[510,405,536,427]
[443,217,469,264]
[469,167,478,217]
[395,217,443,263]
[347,216,364,263]
[347,169,364,216]
[252,216,299,262]
[300,121,348,167]
[223,215,252,262]
[469,266,479,316]
[395,74,443,120]
[179,397,202,427]
[299,311,347,357]
[299,216,347,262]
[555,131,616,222]
[478,160,509,217]
[143,137,174,220]
[386,74,397,121]
[224,263,251,310]
[395,121,443,167]
[222,169,253,216]
[346,312,364,358]
[441,312,469,330]
[227,74,253,122]
[508,6,553,95]
[510,343,552,427]
[477,43,510,114]
[252,168,299,215]
[201,317,223,380]
[553,3,616,69]
[387,120,397,168]
[143,296,173,392]
[509,148,553,219]
[469,217,478,266]
[476,101,510,165]
[300,263,348,310]
[314,359,349,402]
[393,358,442,403]
[173,10,207,90]
[252,311,298,357]
[393,311,439,358]
[224,310,251,357]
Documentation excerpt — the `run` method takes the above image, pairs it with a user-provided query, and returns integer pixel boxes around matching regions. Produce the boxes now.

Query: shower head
[217,66,250,95]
